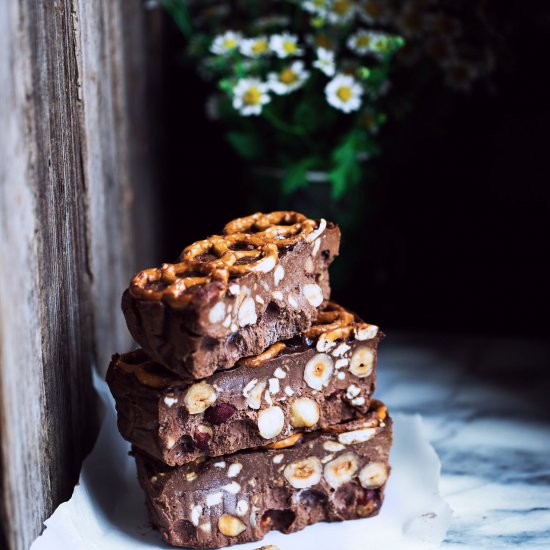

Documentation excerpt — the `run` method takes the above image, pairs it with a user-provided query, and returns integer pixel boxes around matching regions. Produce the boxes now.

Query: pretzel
[305,302,355,338]
[129,212,322,306]
[117,355,183,389]
[181,233,278,275]
[130,234,278,307]
[324,402,387,434]
[223,211,322,248]
[264,432,303,449]
[237,342,287,368]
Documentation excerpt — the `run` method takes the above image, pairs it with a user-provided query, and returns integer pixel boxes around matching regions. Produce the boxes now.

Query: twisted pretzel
[305,302,355,338]
[130,234,278,307]
[308,302,379,351]
[129,211,321,306]
[181,234,278,275]
[224,211,322,248]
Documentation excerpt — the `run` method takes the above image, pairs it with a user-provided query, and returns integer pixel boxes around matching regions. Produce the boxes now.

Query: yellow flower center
[283,40,298,54]
[337,86,353,102]
[279,68,298,84]
[223,38,237,50]
[243,87,262,105]
[356,35,371,48]
[252,40,268,54]
[333,0,351,15]
[313,0,327,7]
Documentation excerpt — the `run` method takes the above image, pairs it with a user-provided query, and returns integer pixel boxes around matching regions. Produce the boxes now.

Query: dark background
[155,6,549,338]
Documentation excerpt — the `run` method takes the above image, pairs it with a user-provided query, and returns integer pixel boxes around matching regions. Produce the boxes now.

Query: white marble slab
[378,334,550,549]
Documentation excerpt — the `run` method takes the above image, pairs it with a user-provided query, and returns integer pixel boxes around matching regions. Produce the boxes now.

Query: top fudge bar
[123,211,340,379]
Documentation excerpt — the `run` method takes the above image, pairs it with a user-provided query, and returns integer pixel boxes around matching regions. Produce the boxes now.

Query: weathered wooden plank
[0,2,159,549]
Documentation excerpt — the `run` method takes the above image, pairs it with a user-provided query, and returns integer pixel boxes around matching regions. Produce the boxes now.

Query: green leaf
[226,131,262,160]
[328,131,363,198]
[161,0,193,38]
[281,157,319,195]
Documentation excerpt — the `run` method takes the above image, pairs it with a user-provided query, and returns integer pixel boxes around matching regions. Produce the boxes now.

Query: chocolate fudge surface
[123,211,340,378]
[135,404,392,549]
[107,303,381,466]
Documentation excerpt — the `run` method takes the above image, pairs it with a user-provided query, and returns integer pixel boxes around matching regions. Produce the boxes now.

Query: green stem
[263,107,304,136]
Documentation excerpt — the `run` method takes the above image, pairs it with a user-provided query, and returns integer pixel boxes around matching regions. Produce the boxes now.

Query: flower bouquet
[162,0,404,198]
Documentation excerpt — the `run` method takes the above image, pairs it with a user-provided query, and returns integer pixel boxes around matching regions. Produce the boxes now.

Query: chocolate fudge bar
[122,211,340,379]
[135,403,392,549]
[107,303,381,466]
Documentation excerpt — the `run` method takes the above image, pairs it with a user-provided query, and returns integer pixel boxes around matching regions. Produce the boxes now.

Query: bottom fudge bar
[135,402,392,549]
[107,302,381,466]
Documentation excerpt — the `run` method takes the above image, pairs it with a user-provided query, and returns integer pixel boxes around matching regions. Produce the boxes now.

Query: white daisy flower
[326,0,356,24]
[302,0,331,16]
[313,48,336,76]
[232,78,271,116]
[239,36,270,57]
[325,74,363,113]
[269,33,303,58]
[210,31,242,55]
[347,29,377,55]
[268,61,310,95]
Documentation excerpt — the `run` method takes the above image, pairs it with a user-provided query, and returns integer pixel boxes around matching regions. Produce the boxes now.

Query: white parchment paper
[31,374,451,550]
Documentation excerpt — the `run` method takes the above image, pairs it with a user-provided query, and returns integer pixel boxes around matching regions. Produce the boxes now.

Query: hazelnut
[238,297,257,327]
[236,499,249,517]
[184,382,217,414]
[191,504,202,526]
[218,514,246,537]
[283,457,323,489]
[305,218,327,242]
[355,324,379,341]
[257,406,285,439]
[338,427,377,445]
[324,452,359,489]
[303,283,323,307]
[208,302,226,324]
[246,380,267,409]
[227,462,243,478]
[304,353,334,390]
[359,462,389,489]
[349,347,375,378]
[323,440,345,453]
[290,397,320,428]
[274,264,285,285]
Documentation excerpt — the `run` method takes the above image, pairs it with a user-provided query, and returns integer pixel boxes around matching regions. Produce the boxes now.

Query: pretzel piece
[264,432,303,449]
[237,343,287,368]
[223,211,320,248]
[129,210,328,306]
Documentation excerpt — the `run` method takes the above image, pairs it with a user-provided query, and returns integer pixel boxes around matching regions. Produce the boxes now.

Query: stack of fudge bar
[107,211,392,549]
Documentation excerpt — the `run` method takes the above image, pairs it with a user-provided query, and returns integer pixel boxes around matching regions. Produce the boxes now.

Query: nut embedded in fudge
[106,302,381,466]
[135,403,392,549]
[122,211,340,379]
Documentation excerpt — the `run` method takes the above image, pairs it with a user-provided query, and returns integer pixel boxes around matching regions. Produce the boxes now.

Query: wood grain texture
[0,2,159,549]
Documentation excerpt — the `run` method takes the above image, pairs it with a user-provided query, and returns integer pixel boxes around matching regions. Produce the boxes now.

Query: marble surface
[378,334,550,549]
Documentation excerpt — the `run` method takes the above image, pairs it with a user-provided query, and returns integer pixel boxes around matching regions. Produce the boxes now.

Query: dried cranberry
[193,430,211,450]
[205,402,237,424]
